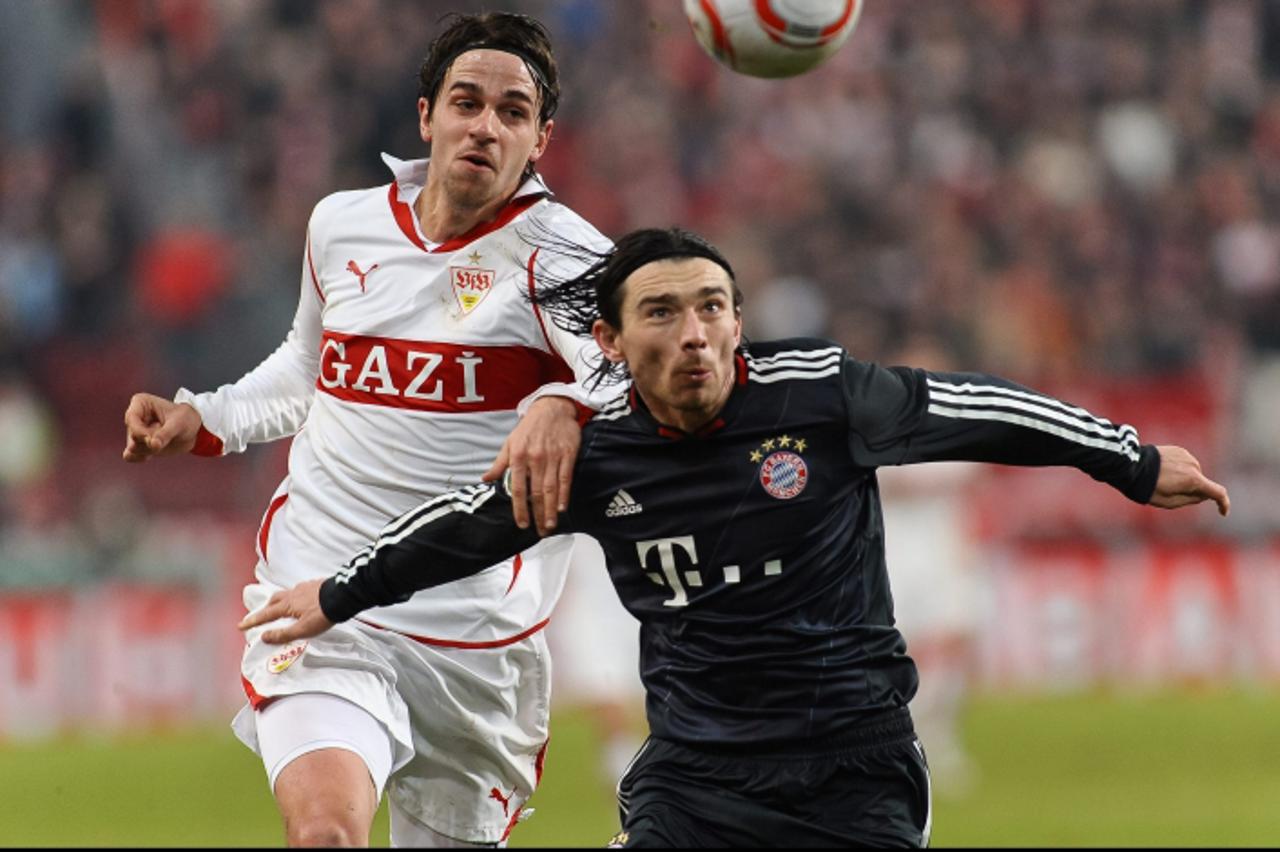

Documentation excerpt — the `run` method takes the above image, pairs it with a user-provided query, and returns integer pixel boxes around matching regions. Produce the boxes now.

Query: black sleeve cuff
[1125,444,1161,504]
[318,575,365,624]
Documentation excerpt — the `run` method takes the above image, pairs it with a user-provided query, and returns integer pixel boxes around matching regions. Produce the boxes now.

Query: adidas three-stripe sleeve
[841,358,1160,504]
[318,484,540,624]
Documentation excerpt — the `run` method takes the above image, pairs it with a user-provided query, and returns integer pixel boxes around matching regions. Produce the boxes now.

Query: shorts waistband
[670,707,916,758]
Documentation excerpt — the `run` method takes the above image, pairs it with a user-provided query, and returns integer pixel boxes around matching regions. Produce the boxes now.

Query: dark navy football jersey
[321,338,1159,747]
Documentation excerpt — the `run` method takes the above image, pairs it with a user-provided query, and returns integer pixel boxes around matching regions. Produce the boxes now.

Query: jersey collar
[381,152,551,253]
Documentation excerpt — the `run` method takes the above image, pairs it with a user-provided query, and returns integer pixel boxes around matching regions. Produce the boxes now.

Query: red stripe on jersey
[387,183,545,253]
[434,193,544,254]
[388,184,429,252]
[526,249,556,351]
[355,615,551,649]
[190,425,224,456]
[504,553,524,596]
[316,331,573,413]
[258,493,289,563]
[306,229,326,303]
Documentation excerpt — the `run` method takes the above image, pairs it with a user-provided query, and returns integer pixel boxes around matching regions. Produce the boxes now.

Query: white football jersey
[178,154,612,640]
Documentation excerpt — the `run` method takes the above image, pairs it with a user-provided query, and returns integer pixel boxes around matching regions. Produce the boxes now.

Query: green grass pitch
[2,688,1277,846]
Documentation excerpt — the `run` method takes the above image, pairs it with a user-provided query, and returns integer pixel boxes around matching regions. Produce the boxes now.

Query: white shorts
[233,582,551,845]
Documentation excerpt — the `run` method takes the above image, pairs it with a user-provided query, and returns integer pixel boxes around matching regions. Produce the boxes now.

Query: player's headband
[427,41,557,120]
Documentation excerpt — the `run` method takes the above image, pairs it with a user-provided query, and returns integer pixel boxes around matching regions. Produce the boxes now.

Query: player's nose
[468,106,500,140]
[678,309,709,348]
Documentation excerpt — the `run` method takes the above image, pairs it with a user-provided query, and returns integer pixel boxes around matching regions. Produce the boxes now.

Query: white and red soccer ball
[683,0,864,79]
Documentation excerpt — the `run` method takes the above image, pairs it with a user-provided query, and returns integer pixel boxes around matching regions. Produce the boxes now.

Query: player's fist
[122,393,202,462]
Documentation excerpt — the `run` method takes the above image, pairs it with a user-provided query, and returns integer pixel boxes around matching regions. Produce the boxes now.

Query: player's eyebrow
[447,80,536,108]
[635,286,729,309]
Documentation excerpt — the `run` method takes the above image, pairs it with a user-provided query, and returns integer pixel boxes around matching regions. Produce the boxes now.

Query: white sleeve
[174,225,324,455]
[517,212,627,415]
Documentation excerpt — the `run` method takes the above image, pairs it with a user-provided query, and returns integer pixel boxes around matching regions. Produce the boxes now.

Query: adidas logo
[605,489,643,518]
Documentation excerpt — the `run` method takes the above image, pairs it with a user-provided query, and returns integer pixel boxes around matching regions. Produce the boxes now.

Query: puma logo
[489,785,516,816]
[346,260,379,292]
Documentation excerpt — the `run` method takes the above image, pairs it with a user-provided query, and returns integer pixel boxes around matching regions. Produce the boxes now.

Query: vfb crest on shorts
[749,434,810,500]
[267,641,307,674]
[451,250,496,314]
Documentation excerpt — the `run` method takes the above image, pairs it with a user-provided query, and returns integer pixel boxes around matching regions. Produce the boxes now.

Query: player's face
[594,258,742,433]
[420,49,552,212]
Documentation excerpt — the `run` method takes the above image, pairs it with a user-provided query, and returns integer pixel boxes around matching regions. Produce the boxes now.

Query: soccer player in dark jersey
[240,227,1230,848]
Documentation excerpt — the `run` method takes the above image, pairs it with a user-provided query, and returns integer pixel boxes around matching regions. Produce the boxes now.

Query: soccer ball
[683,0,864,79]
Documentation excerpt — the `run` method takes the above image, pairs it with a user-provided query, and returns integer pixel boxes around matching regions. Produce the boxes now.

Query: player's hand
[483,396,581,535]
[237,579,333,644]
[1149,445,1230,516]
[122,393,202,462]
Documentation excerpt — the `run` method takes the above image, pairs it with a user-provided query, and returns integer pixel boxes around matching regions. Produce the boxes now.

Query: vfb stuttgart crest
[759,450,808,500]
[451,261,495,314]
[267,641,307,674]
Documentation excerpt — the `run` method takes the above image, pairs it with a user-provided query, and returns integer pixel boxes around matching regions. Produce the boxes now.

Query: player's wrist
[317,575,358,624]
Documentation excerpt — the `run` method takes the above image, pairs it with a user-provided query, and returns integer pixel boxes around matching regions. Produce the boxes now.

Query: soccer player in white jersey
[122,13,613,848]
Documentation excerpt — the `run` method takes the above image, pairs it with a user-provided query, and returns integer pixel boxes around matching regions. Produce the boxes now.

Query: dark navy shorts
[609,708,931,848]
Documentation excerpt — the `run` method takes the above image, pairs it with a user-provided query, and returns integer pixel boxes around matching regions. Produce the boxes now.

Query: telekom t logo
[637,536,699,608]
[636,535,783,608]
[347,260,379,292]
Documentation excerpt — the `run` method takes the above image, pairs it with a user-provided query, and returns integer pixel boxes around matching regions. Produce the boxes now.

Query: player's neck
[641,381,734,436]
[414,182,513,244]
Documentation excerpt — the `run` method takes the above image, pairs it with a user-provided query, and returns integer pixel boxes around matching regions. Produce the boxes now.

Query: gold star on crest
[749,449,763,463]
[761,439,775,451]
[795,438,807,452]
[778,435,792,447]
[467,250,483,264]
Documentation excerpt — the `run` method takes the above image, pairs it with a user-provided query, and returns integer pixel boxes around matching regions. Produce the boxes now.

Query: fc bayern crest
[759,451,808,500]
[451,263,496,314]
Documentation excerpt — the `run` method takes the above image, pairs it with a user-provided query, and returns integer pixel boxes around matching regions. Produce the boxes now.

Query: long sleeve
[174,226,324,454]
[318,483,548,623]
[841,357,1160,503]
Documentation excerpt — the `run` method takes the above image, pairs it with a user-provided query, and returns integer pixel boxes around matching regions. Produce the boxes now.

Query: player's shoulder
[577,384,649,450]
[525,196,612,253]
[743,337,847,385]
[311,184,388,221]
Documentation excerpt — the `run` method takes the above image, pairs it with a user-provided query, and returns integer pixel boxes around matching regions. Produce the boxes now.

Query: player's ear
[527,118,553,164]
[593,319,626,365]
[418,97,433,142]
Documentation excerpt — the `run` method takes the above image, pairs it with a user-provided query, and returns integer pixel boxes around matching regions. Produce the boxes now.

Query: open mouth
[459,152,495,170]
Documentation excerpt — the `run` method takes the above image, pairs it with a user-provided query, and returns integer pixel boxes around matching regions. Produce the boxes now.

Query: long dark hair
[528,226,743,388]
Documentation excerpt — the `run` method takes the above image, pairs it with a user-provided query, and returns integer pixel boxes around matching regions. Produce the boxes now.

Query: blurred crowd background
[1,0,1278,742]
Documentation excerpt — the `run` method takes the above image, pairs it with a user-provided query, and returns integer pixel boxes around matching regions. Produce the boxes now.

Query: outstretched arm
[842,357,1229,511]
